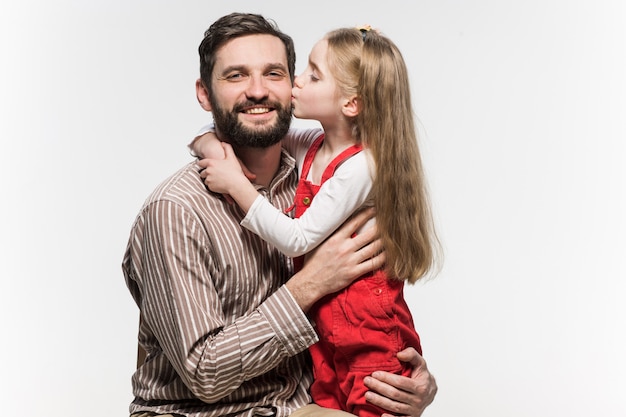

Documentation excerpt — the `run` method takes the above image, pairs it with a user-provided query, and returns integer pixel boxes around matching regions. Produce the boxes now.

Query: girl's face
[292,39,346,126]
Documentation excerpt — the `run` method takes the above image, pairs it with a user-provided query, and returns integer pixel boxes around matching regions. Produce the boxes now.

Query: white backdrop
[1,1,624,416]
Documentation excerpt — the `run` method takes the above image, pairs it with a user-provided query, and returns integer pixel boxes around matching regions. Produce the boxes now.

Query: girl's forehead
[310,39,328,56]
[308,39,329,66]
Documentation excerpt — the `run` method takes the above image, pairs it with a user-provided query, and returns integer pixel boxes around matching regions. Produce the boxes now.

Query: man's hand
[364,348,437,417]
[286,207,385,312]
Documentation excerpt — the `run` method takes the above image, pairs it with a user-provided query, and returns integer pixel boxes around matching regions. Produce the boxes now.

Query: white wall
[1,1,624,416]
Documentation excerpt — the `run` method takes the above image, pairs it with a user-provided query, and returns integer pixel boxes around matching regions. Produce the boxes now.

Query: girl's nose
[293,74,304,89]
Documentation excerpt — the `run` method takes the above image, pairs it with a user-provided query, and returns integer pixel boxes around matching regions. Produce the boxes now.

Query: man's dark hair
[199,13,296,91]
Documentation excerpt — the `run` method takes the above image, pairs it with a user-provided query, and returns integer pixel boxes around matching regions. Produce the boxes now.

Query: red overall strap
[299,134,326,181]
[284,136,363,215]
[283,134,326,214]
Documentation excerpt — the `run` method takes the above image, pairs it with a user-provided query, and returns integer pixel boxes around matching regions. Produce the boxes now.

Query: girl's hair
[325,27,440,283]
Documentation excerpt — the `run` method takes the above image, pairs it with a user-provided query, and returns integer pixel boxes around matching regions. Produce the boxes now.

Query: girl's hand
[197,143,249,195]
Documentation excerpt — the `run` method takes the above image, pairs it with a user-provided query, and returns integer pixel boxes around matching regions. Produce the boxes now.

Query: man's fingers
[351,240,385,277]
[397,347,424,368]
[363,348,437,417]
[358,236,383,260]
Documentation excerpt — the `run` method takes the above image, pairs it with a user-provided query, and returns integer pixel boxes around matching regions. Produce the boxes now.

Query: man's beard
[210,99,292,148]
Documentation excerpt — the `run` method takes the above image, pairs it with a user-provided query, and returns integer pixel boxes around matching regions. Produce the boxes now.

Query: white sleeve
[281,128,324,171]
[241,151,373,257]
[187,124,215,157]
[196,123,214,136]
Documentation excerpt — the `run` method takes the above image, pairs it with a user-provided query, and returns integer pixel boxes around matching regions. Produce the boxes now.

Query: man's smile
[243,107,272,114]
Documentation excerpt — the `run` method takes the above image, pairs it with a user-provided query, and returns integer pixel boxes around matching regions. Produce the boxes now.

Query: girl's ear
[196,79,212,111]
[342,95,360,118]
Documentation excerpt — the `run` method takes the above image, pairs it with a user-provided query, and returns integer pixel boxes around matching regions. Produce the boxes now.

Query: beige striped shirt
[122,145,319,417]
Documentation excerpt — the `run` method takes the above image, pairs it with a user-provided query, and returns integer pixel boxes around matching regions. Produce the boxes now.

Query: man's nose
[246,76,269,98]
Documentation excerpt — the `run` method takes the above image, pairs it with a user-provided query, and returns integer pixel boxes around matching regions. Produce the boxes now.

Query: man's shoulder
[143,161,213,209]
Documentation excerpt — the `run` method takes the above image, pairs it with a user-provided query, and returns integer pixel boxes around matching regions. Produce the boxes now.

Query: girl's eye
[309,73,320,82]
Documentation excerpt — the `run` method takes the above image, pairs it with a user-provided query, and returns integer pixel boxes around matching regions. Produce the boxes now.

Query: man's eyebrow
[219,65,247,75]
[264,62,289,72]
[219,63,288,76]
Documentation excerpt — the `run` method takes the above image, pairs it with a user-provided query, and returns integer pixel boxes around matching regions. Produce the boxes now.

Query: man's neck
[231,142,283,187]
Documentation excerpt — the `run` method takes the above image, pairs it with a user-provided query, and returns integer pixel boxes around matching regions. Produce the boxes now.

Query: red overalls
[292,135,422,417]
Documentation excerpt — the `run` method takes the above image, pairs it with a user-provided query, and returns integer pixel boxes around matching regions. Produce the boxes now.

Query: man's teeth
[245,108,270,114]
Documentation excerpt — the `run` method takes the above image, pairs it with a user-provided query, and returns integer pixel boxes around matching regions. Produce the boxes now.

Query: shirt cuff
[258,286,318,356]
[188,123,216,155]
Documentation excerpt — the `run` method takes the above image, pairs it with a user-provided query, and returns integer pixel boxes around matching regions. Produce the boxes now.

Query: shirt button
[303,197,311,205]
[374,288,383,295]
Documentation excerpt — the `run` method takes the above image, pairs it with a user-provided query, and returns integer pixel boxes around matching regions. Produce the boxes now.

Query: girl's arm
[192,125,370,256]
[190,133,226,160]
[192,127,323,211]
[243,151,373,257]
[189,125,322,164]
[188,124,225,159]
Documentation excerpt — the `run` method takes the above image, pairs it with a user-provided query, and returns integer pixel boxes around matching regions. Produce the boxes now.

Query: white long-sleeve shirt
[242,128,374,257]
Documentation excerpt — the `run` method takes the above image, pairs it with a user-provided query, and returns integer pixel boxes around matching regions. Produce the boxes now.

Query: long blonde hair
[325,27,440,283]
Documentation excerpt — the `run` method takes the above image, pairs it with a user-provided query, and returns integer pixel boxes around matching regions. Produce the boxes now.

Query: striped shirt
[122,145,319,417]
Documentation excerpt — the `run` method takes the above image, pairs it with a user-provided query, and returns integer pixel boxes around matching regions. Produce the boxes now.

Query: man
[123,12,436,417]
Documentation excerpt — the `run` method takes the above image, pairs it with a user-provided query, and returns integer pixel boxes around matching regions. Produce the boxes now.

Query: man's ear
[342,95,360,118]
[196,79,212,111]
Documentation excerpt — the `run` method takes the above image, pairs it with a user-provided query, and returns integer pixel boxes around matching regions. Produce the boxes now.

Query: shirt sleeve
[280,127,323,166]
[241,151,374,257]
[125,199,318,403]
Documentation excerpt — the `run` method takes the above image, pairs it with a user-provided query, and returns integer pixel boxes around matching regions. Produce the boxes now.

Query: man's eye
[267,71,286,79]
[226,73,245,80]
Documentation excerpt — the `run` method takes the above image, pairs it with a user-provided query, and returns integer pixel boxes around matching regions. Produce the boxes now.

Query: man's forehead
[215,34,288,69]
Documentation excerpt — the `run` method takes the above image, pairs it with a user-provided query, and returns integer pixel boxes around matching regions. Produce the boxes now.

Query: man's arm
[286,207,385,312]
[124,199,316,403]
[125,202,385,402]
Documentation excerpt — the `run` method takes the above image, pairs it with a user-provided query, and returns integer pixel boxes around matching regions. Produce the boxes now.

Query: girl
[194,26,439,417]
